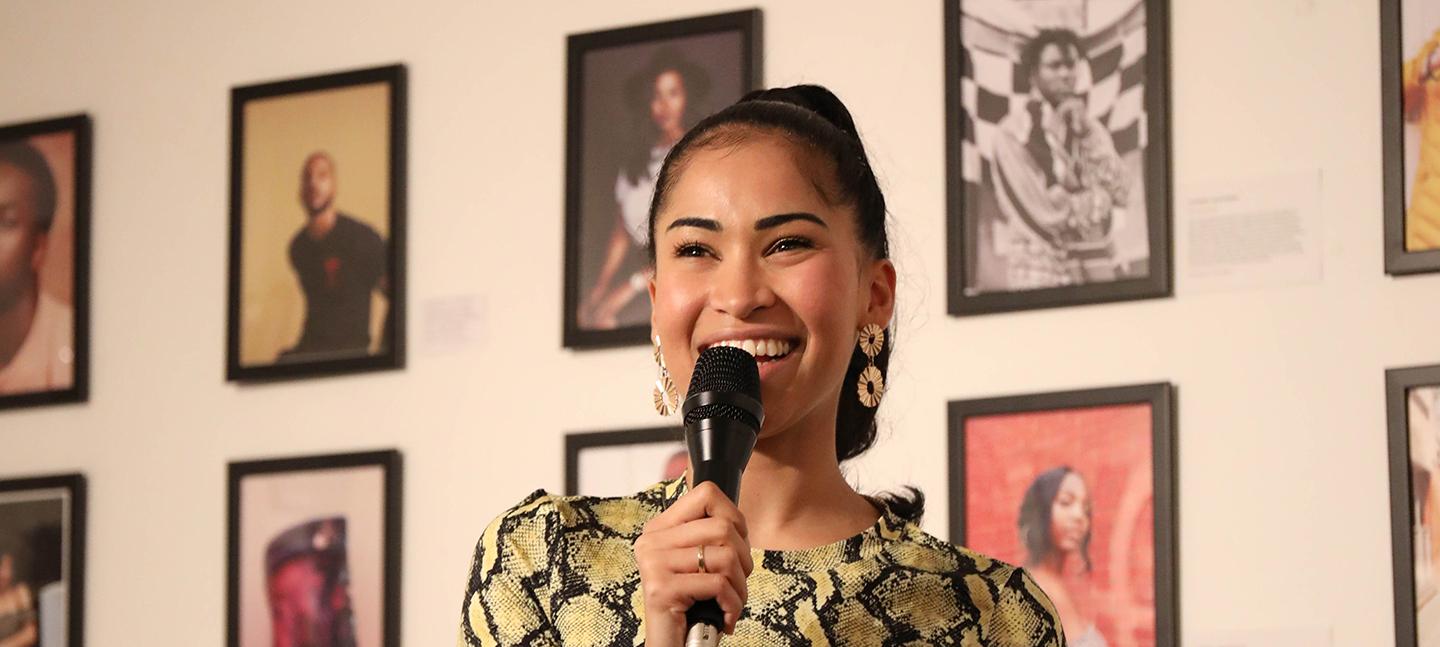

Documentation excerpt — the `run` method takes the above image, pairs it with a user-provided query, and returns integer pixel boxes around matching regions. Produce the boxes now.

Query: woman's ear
[647,276,658,329]
[863,258,897,326]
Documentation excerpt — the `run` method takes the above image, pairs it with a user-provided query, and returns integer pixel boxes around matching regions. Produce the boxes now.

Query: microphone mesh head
[684,346,761,427]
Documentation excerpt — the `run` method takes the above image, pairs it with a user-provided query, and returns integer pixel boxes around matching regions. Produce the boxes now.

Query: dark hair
[622,47,711,184]
[1020,28,1083,77]
[645,84,923,522]
[1017,466,1092,571]
[0,141,58,232]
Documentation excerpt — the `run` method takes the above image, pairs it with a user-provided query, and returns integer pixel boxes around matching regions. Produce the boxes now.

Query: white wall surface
[0,0,1432,645]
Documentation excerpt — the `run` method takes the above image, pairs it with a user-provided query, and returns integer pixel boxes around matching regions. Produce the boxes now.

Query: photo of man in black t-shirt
[279,152,388,362]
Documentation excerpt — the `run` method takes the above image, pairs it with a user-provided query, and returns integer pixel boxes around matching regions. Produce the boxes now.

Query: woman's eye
[766,236,813,255]
[673,242,711,258]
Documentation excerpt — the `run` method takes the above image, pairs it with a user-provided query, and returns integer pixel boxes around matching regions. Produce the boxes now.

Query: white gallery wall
[0,0,1431,644]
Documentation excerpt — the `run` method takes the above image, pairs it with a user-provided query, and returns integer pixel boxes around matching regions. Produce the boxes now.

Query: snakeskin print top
[458,477,1064,646]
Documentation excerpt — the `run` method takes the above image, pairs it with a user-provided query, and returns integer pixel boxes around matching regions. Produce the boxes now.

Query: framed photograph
[945,0,1172,315]
[565,426,686,496]
[0,115,90,410]
[227,64,406,381]
[1388,363,1440,645]
[949,382,1176,646]
[227,450,402,647]
[1382,0,1440,275]
[563,10,763,349]
[0,473,86,647]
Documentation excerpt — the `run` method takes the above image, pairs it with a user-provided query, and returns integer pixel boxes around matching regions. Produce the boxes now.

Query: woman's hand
[634,481,754,646]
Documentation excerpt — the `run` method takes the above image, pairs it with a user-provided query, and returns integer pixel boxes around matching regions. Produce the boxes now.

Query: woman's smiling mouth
[701,338,795,360]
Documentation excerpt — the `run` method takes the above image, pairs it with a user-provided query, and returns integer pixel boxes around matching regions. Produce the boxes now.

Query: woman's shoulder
[882,524,1065,644]
[879,522,1006,576]
[482,477,680,545]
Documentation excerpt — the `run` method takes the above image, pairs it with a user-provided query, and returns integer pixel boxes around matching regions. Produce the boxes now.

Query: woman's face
[649,133,895,441]
[1049,472,1092,554]
[650,70,688,136]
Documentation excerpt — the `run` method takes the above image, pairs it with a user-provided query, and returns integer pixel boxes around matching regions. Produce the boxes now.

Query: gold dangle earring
[652,336,679,416]
[856,324,885,408]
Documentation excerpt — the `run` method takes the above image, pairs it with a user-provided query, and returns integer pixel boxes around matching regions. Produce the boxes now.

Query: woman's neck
[1033,550,1078,578]
[713,413,879,552]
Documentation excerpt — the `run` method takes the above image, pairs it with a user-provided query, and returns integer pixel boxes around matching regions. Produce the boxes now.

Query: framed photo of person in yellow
[1383,0,1440,275]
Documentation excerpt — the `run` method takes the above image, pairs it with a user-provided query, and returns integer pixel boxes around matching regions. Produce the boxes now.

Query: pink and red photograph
[1384,0,1440,274]
[227,450,401,647]
[949,382,1175,647]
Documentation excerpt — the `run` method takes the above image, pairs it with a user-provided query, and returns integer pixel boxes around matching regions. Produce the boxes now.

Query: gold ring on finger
[697,545,708,574]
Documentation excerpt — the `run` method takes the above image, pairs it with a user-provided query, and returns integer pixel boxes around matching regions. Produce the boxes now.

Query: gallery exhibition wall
[0,0,1434,645]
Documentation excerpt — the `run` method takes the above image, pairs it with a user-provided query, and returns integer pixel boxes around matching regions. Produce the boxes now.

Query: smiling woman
[458,86,1064,646]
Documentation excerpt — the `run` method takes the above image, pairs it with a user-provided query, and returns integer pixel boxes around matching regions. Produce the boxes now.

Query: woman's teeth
[709,339,793,359]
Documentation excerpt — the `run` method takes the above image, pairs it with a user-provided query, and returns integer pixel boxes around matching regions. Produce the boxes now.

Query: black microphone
[681,346,762,647]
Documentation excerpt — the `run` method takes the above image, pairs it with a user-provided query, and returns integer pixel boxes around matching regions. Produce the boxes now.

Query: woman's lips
[754,345,799,382]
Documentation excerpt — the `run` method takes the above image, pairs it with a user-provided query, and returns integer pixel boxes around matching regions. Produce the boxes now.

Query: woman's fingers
[642,543,750,601]
[646,572,745,633]
[643,482,748,539]
[635,482,755,643]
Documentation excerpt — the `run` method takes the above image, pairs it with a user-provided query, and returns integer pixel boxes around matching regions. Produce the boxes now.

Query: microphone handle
[682,416,758,645]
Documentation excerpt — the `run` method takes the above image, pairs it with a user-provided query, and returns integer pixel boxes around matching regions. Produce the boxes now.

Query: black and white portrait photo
[947,0,1170,314]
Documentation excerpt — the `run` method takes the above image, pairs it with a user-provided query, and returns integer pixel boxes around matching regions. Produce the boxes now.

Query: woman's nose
[711,256,774,320]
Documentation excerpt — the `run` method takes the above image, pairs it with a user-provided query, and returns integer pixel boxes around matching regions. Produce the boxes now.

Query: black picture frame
[226,64,407,381]
[226,449,402,647]
[1381,0,1440,275]
[565,426,683,496]
[944,0,1173,315]
[1387,363,1440,646]
[0,114,91,410]
[563,9,763,349]
[0,472,87,647]
[948,382,1177,646]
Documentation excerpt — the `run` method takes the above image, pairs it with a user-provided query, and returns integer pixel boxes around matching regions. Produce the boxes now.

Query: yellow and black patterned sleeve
[979,565,1066,646]
[458,490,563,647]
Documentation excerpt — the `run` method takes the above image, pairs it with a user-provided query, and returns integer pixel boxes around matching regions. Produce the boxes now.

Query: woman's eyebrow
[664,213,827,232]
[755,212,826,230]
[665,217,721,232]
